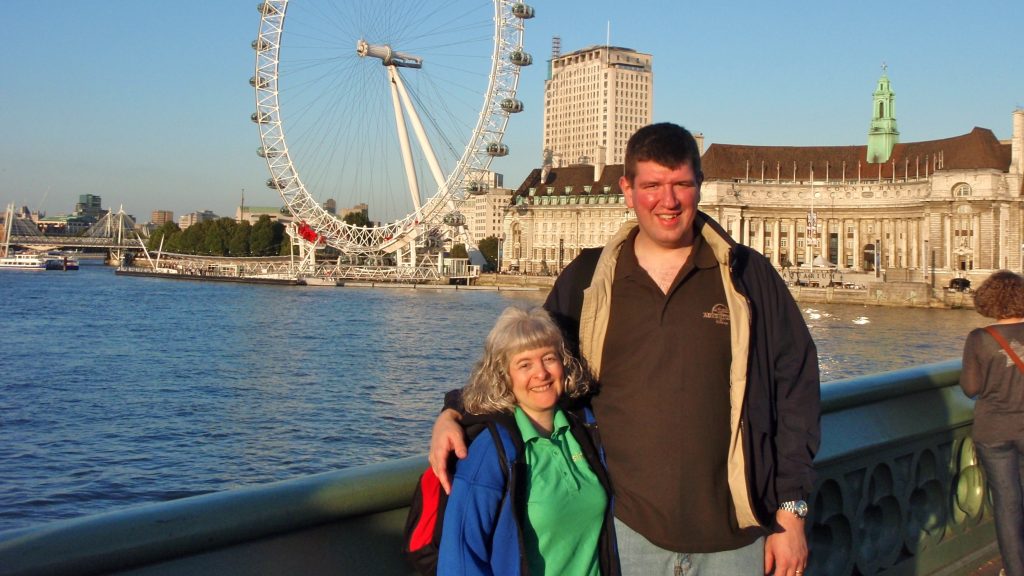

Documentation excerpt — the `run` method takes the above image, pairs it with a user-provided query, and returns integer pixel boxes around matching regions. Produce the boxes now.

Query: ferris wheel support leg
[387,67,422,214]
[390,67,447,190]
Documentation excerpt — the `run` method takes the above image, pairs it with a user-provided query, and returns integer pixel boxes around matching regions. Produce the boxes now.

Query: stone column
[973,213,981,270]
[772,219,781,266]
[853,219,861,270]
[789,218,798,266]
[837,219,846,268]
[944,215,953,271]
[909,219,919,270]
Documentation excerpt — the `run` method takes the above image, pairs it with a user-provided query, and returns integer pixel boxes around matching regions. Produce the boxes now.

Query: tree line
[146,215,290,256]
[147,215,502,271]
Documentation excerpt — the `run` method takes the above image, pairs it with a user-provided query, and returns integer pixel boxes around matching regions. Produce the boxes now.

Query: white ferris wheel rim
[252,0,528,256]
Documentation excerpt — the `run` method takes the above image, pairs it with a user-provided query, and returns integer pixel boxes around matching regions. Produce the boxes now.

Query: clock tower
[867,65,899,164]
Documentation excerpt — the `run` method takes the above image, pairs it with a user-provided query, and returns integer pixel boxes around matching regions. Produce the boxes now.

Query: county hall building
[501,71,1024,288]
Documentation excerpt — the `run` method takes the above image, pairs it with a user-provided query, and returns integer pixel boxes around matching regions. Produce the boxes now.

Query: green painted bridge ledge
[0,360,998,576]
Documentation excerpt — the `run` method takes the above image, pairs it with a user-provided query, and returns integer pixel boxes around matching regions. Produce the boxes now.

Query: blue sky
[4,1,1022,223]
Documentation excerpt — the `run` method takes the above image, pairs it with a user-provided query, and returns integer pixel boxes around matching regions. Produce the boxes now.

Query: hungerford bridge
[2,205,142,261]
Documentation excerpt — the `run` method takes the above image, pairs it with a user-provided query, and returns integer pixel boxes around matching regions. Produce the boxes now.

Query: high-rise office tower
[542,39,652,169]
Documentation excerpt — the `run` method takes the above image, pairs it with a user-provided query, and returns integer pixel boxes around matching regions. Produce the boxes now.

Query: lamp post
[496,234,502,274]
[931,248,936,292]
[924,239,928,284]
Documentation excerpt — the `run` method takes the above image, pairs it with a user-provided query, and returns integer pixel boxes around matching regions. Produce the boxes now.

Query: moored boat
[0,253,49,270]
[0,252,80,271]
[44,253,80,271]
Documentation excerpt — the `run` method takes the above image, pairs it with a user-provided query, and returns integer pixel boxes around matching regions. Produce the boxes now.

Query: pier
[0,361,1003,575]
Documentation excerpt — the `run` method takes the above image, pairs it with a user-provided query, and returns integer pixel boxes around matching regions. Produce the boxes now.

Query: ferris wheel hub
[356,39,423,69]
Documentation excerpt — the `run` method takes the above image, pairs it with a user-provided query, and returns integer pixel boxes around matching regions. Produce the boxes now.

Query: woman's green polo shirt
[514,407,606,575]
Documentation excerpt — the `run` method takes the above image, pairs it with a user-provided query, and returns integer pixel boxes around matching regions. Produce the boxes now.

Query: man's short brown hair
[623,123,703,184]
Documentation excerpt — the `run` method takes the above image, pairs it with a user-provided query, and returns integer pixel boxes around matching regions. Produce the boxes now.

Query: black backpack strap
[484,419,530,575]
[485,421,509,476]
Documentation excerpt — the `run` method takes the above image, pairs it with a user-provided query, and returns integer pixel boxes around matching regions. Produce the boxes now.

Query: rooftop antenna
[606,21,611,48]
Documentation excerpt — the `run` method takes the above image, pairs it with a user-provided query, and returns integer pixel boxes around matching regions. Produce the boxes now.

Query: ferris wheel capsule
[252,38,271,52]
[510,48,532,66]
[250,75,270,89]
[257,146,281,158]
[251,112,271,124]
[258,2,279,15]
[443,212,466,227]
[512,3,535,19]
[266,177,291,189]
[500,98,524,113]
[465,181,487,195]
[486,142,509,157]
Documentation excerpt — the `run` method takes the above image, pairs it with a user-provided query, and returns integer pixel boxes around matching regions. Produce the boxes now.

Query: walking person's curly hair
[974,270,1024,319]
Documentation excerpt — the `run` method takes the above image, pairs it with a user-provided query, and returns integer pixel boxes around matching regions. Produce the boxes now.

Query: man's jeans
[614,517,763,575]
[976,439,1024,576]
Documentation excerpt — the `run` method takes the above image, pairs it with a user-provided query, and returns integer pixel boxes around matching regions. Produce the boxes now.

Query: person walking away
[961,270,1024,576]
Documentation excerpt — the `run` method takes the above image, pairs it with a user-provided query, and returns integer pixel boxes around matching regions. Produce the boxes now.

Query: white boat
[0,253,49,270]
[0,252,79,271]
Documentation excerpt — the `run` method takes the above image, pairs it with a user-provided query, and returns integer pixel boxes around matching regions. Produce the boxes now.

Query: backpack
[402,421,511,575]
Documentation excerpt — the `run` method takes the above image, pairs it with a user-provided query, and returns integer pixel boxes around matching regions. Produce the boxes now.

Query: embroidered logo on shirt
[703,303,730,325]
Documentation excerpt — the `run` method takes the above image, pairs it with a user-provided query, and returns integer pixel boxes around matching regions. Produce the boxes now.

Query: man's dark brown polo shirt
[592,226,761,552]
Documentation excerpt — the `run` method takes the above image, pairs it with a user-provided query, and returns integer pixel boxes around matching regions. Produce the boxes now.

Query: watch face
[795,500,809,517]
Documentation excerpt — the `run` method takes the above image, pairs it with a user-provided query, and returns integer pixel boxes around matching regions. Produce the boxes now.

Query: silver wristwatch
[779,500,809,519]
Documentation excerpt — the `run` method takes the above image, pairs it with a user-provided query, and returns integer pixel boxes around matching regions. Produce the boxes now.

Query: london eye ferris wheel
[252,0,534,262]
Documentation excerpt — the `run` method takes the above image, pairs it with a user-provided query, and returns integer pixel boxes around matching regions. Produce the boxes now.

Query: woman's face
[508,345,564,417]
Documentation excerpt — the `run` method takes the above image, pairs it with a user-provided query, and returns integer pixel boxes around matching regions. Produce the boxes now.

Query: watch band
[779,499,809,519]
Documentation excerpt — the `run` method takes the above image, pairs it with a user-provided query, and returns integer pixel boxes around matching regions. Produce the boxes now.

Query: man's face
[621,160,702,251]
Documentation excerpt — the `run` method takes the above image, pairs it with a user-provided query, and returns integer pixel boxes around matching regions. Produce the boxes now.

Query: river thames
[0,260,990,533]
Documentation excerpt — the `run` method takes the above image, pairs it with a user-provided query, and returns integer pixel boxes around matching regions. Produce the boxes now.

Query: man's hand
[428,408,467,494]
[764,510,808,576]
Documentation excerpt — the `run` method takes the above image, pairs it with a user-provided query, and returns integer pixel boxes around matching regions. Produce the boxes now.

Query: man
[432,123,820,575]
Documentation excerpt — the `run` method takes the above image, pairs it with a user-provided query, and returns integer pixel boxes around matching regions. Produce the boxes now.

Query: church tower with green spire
[867,65,899,163]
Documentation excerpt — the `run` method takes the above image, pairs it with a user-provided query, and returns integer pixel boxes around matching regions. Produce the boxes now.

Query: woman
[961,270,1024,576]
[437,306,617,575]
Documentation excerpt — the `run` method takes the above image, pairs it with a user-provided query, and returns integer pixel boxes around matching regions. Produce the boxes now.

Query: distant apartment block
[543,42,653,168]
[235,206,290,225]
[461,171,513,242]
[179,210,219,230]
[151,210,174,226]
[338,203,369,224]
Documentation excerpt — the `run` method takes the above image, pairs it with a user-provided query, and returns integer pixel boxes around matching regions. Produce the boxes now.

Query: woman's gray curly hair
[462,306,590,415]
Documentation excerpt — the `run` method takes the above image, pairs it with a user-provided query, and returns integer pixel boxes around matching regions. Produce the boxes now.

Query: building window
[953,183,972,197]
